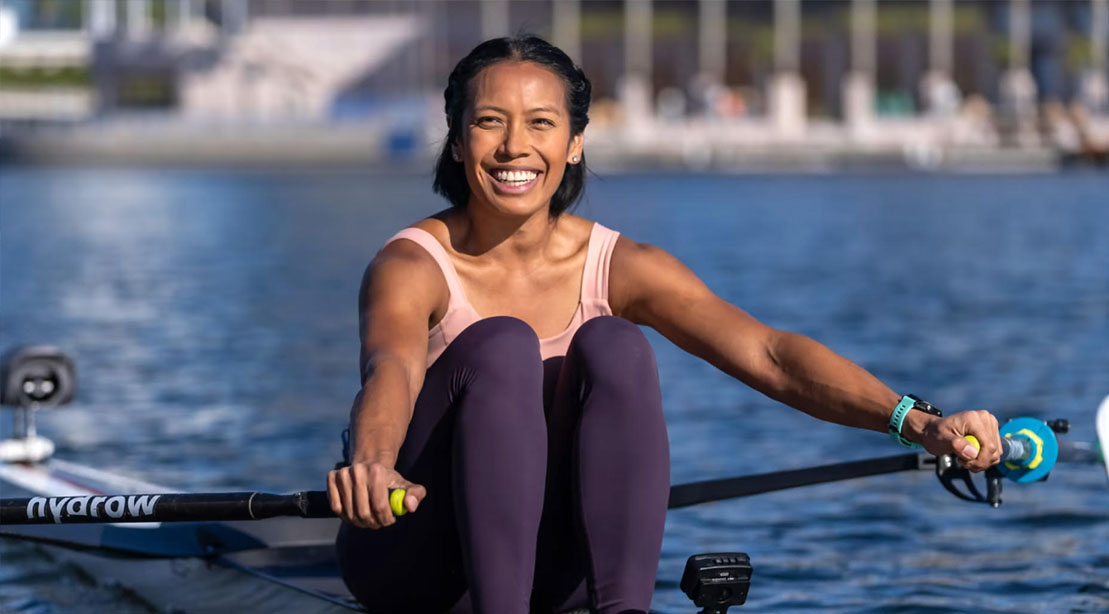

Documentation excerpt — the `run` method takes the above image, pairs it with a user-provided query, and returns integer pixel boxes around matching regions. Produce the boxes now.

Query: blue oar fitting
[995,417,1059,483]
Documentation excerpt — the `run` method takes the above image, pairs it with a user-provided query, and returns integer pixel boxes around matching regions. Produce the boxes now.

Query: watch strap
[889,395,924,449]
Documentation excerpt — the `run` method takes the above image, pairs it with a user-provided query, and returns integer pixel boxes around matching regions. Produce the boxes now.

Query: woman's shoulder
[374,214,452,271]
[388,210,451,244]
[364,220,450,307]
[371,211,453,259]
[360,244,449,326]
[608,232,684,288]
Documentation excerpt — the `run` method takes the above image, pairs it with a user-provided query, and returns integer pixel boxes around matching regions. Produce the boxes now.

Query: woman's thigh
[532,316,667,613]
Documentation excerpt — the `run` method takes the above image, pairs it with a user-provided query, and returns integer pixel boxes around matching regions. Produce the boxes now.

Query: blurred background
[1,2,1108,613]
[0,0,1107,169]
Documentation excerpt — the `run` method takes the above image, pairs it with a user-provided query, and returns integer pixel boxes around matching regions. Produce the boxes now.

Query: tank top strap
[383,227,468,309]
[581,222,620,305]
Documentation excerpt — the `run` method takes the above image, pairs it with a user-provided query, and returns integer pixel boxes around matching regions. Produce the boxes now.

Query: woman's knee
[570,316,656,375]
[448,317,545,431]
[455,316,542,373]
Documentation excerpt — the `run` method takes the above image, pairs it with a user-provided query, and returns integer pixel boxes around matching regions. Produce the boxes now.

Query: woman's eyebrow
[473,104,563,116]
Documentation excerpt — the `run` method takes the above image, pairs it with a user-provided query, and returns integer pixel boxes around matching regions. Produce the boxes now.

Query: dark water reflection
[1,168,1107,613]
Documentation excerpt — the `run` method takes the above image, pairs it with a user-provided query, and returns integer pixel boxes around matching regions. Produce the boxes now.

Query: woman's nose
[499,122,528,157]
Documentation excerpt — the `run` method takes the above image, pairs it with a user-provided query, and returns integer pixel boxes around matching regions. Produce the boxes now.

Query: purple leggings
[336,316,670,614]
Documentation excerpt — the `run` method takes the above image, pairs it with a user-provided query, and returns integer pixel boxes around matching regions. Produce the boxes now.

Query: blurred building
[0,0,1106,168]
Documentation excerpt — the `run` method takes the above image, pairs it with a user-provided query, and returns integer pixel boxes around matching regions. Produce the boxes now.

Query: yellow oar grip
[389,488,408,517]
[964,435,981,451]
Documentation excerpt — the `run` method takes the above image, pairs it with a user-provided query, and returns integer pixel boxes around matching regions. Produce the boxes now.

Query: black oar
[0,456,938,524]
[2,437,1099,525]
[4,461,933,524]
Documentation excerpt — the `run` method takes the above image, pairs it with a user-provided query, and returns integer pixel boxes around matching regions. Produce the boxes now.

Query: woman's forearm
[759,330,902,433]
[348,356,418,468]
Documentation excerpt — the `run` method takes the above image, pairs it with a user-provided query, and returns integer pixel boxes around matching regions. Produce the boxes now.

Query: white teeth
[493,169,538,184]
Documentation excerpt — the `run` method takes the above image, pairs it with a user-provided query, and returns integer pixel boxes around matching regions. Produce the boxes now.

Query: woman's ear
[567,133,584,164]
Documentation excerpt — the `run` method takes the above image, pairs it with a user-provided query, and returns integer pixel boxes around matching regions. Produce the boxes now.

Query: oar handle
[966,434,1037,465]
[1000,436,1025,463]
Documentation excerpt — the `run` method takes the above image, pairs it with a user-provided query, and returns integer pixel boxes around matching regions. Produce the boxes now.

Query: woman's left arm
[608,237,1002,472]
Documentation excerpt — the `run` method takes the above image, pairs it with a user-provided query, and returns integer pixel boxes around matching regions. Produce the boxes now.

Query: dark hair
[432,35,591,217]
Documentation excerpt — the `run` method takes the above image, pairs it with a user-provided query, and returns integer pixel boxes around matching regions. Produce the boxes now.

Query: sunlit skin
[327,59,1004,532]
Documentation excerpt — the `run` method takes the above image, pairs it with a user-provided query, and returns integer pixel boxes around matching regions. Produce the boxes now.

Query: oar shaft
[667,439,1097,510]
[668,453,931,510]
[0,491,334,525]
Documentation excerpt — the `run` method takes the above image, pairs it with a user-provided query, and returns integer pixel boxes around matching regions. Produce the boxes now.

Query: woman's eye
[476,117,500,126]
[533,118,555,127]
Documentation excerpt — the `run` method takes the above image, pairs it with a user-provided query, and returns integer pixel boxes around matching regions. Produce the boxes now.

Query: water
[1,168,1107,613]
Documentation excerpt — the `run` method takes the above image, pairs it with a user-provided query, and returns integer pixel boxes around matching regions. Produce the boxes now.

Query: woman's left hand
[917,410,1002,472]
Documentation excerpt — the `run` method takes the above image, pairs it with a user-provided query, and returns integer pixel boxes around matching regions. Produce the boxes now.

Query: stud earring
[571,156,580,163]
[452,151,461,161]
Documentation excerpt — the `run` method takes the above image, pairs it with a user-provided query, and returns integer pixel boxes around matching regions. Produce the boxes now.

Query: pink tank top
[383,223,620,367]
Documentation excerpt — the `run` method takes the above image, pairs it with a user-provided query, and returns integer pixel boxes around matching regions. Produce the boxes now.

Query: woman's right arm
[327,240,447,529]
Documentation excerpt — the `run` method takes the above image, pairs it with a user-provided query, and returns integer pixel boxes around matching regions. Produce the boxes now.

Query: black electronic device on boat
[1,345,75,408]
[0,345,76,463]
[680,552,753,613]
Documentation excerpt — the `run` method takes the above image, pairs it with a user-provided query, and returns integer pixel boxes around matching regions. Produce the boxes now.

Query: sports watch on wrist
[888,394,942,449]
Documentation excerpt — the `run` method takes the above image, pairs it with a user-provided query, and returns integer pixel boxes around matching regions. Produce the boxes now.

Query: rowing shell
[0,458,364,614]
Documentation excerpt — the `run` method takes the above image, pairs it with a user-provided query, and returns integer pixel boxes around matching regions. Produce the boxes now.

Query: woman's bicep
[357,244,446,393]
[610,239,777,384]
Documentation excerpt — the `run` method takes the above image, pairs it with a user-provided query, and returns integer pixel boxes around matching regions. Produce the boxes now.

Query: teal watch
[889,394,942,449]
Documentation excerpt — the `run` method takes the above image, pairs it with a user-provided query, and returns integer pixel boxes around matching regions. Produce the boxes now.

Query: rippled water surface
[1,168,1107,613]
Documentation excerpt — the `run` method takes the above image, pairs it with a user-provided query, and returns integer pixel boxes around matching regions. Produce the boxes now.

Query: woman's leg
[534,316,670,614]
[337,316,548,614]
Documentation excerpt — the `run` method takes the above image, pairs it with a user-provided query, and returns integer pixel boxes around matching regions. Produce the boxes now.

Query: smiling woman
[327,35,1005,614]
[451,60,582,218]
[431,37,589,219]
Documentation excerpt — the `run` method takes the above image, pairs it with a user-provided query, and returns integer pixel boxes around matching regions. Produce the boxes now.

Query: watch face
[914,401,942,417]
[906,394,941,416]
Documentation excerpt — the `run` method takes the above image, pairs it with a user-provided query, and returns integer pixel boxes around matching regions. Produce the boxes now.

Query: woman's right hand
[327,461,426,529]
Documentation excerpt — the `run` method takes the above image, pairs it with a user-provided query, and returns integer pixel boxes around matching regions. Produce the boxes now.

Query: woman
[327,36,1002,614]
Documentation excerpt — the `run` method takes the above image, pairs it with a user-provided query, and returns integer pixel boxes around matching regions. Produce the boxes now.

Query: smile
[488,168,541,194]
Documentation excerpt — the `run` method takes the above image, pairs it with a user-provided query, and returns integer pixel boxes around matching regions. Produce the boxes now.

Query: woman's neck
[452,206,560,268]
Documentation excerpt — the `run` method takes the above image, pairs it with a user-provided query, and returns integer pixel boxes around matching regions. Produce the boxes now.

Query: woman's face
[455,60,583,219]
